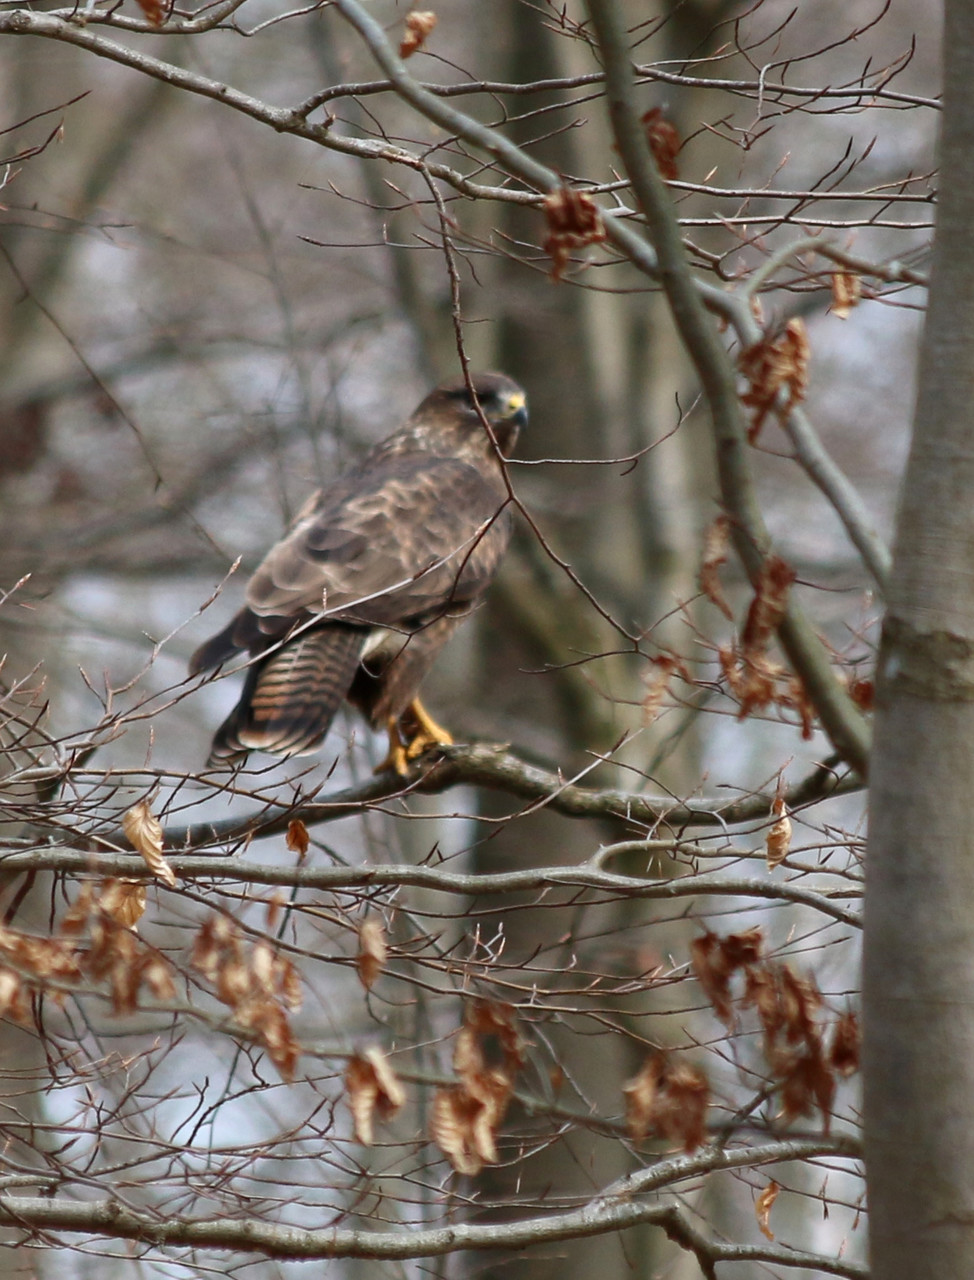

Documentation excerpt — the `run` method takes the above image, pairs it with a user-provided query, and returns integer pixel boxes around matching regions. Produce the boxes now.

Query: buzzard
[191,372,527,773]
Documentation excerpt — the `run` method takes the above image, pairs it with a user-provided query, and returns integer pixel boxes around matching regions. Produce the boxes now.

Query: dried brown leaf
[624,1054,708,1152]
[0,970,28,1024]
[106,928,141,1014]
[467,1070,511,1165]
[756,1180,780,1240]
[99,878,147,929]
[430,1073,508,1176]
[779,1045,835,1128]
[623,1054,665,1141]
[285,819,310,862]
[134,0,166,26]
[367,1046,406,1113]
[60,884,95,935]
[783,673,816,740]
[142,955,176,1002]
[700,515,733,620]
[345,1053,381,1145]
[655,1062,709,1152]
[122,800,177,889]
[829,1010,860,1077]
[831,270,861,319]
[217,957,251,1009]
[721,928,765,969]
[466,999,525,1072]
[400,10,437,58]
[641,655,689,726]
[691,928,764,1025]
[641,107,681,180]
[190,916,226,982]
[766,793,792,870]
[744,965,784,1047]
[543,186,606,281]
[357,918,387,991]
[277,955,303,1012]
[453,1024,485,1081]
[251,939,277,996]
[847,676,874,711]
[253,1001,300,1080]
[779,965,822,1045]
[741,555,796,657]
[431,1087,484,1175]
[691,932,734,1025]
[345,1049,401,1152]
[740,317,811,439]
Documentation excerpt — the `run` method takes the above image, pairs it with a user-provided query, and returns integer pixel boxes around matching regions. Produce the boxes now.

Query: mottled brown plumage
[191,372,527,770]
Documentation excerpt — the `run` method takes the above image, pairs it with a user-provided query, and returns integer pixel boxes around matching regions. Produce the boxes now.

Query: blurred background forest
[0,0,939,1276]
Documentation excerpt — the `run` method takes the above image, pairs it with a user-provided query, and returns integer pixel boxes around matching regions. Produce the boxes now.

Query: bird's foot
[374,701,454,776]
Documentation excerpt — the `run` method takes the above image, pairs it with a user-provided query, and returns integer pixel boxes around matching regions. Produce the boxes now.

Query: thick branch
[0,848,861,926]
[14,742,860,847]
[0,1138,858,1261]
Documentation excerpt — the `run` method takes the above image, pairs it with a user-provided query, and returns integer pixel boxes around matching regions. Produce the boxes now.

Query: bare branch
[0,1137,859,1262]
[585,0,872,776]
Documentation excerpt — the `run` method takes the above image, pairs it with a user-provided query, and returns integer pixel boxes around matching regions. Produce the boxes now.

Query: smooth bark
[864,3,974,1273]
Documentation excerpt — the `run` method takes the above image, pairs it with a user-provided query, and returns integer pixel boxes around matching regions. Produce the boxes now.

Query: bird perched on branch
[190,372,527,773]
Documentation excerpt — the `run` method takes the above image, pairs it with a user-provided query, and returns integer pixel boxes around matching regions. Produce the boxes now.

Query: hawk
[190,372,527,773]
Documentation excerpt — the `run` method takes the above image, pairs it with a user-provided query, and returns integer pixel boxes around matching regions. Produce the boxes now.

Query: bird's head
[426,372,528,457]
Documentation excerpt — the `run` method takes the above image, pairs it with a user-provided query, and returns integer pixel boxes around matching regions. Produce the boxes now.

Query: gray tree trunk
[864,4,974,1274]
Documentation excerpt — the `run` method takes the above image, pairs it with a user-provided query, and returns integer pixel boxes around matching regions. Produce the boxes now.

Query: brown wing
[248,456,511,628]
[193,456,511,762]
[191,455,511,671]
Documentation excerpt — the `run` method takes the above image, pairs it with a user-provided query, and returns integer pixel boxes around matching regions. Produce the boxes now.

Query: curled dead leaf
[740,317,810,439]
[691,928,764,1026]
[357,918,388,991]
[189,913,302,1076]
[847,676,874,711]
[98,879,147,929]
[756,1180,780,1240]
[624,1053,709,1152]
[700,515,733,620]
[543,186,605,281]
[779,1044,835,1128]
[134,0,166,26]
[465,999,526,1073]
[431,1087,484,1175]
[766,793,792,870]
[431,1072,510,1175]
[285,818,310,862]
[122,800,177,889]
[829,1009,860,1077]
[623,1054,664,1141]
[831,270,861,319]
[400,10,437,58]
[641,654,689,726]
[742,555,796,656]
[0,969,28,1024]
[641,107,681,180]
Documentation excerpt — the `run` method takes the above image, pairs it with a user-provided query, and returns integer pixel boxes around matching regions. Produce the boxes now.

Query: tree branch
[0,1137,859,1262]
[584,0,872,776]
[0,847,862,926]
[13,742,860,848]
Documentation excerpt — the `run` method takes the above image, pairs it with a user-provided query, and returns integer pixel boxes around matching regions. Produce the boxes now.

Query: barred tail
[207,626,366,764]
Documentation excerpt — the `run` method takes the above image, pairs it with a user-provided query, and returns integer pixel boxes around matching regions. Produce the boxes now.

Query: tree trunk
[864,5,974,1274]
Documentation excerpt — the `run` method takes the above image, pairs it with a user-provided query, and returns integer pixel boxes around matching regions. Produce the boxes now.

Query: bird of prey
[190,372,527,773]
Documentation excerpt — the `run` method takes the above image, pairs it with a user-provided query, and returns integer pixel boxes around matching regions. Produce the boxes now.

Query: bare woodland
[0,0,957,1277]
